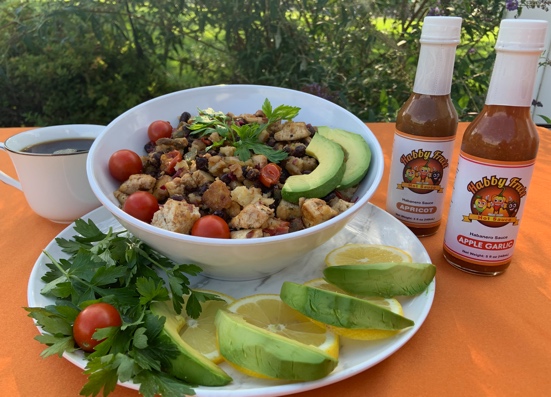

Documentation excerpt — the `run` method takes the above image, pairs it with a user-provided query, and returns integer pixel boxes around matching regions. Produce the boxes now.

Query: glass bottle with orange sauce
[443,19,548,275]
[386,16,462,237]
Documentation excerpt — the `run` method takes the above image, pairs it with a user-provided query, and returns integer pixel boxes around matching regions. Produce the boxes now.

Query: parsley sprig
[187,98,300,162]
[25,218,221,397]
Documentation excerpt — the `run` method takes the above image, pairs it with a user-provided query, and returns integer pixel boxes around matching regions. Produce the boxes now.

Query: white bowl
[87,85,384,280]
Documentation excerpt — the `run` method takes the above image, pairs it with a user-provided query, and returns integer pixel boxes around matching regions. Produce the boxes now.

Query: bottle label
[386,130,455,228]
[443,152,535,266]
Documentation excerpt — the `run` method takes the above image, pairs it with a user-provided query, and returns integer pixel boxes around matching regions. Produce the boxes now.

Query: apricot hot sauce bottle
[386,16,462,237]
[443,19,548,275]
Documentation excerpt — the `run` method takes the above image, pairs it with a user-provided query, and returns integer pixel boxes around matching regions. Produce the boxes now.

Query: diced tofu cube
[274,121,311,141]
[300,198,338,228]
[202,179,232,211]
[229,201,274,229]
[117,174,156,195]
[276,199,302,221]
[151,199,200,234]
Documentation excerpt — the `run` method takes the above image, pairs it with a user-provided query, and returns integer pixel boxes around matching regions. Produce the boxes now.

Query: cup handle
[0,142,22,190]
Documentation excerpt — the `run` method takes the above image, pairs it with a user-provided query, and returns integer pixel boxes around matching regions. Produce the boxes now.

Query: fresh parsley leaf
[184,290,225,320]
[114,354,137,383]
[25,304,78,357]
[90,265,129,287]
[232,123,289,162]
[135,371,196,397]
[132,327,149,349]
[136,277,170,305]
[25,305,75,336]
[262,98,300,123]
[34,334,76,358]
[81,354,120,397]
[188,99,298,162]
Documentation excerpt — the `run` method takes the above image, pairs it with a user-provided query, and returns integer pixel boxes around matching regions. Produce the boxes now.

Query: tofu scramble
[112,101,359,239]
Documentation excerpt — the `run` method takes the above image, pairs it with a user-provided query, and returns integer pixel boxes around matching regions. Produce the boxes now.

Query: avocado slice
[150,301,232,386]
[281,132,345,203]
[280,281,414,330]
[317,126,371,189]
[215,310,338,381]
[323,262,436,298]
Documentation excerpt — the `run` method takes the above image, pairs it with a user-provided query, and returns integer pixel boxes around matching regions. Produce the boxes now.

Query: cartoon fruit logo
[401,158,443,194]
[467,186,521,228]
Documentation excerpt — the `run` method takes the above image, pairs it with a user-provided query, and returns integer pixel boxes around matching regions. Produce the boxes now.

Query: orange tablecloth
[1,123,550,397]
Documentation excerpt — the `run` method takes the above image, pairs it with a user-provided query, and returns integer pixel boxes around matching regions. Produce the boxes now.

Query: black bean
[179,111,191,123]
[197,184,209,195]
[292,145,306,157]
[182,125,192,138]
[196,156,209,171]
[213,210,230,222]
[322,191,337,202]
[144,141,156,153]
[243,167,260,180]
[279,168,290,183]
[220,173,233,184]
[272,186,282,201]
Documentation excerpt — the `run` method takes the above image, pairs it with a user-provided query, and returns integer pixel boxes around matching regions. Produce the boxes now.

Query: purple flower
[427,7,441,16]
[506,0,519,11]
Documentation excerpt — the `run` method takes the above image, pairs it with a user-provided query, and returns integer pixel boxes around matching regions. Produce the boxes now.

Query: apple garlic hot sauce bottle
[443,19,548,276]
[386,16,462,237]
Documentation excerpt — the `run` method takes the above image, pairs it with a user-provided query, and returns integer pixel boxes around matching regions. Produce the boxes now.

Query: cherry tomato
[108,149,143,182]
[163,150,183,175]
[147,120,173,143]
[259,163,282,187]
[73,303,122,352]
[191,215,231,239]
[123,191,159,223]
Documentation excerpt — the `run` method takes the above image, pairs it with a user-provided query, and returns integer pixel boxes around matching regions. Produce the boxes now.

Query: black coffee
[21,138,94,154]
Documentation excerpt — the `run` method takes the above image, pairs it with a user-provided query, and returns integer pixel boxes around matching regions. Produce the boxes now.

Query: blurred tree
[0,0,519,126]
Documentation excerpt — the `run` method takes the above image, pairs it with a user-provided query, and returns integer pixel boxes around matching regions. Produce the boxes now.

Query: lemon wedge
[218,293,339,380]
[179,290,234,364]
[325,244,412,267]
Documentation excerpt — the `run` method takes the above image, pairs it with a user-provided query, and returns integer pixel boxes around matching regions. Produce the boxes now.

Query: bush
[0,0,513,126]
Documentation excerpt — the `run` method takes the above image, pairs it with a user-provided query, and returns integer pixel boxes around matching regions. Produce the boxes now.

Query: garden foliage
[0,0,532,126]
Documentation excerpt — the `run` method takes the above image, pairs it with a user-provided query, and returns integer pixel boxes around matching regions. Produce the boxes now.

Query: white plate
[27,203,435,396]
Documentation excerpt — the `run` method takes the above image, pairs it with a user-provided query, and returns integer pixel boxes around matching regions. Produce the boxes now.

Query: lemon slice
[282,279,412,341]
[179,290,234,364]
[325,244,413,266]
[227,294,339,358]
[223,293,339,379]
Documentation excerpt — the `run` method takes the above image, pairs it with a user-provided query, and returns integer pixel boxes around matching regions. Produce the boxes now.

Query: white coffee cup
[0,124,104,223]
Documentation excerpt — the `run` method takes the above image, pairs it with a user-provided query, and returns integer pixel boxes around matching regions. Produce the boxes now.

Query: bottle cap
[420,16,462,44]
[496,19,548,52]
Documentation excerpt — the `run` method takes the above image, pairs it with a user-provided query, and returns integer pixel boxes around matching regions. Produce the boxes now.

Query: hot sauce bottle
[443,19,548,275]
[386,16,462,237]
